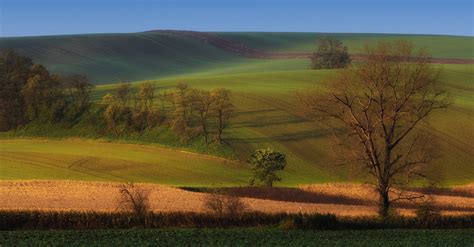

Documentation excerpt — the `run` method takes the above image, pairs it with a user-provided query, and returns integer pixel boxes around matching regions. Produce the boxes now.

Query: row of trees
[0,49,236,145]
[0,49,94,131]
[101,82,235,144]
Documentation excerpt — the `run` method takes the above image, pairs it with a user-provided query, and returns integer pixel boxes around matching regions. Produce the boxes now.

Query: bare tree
[171,82,195,136]
[211,88,235,144]
[118,183,151,220]
[194,90,214,145]
[296,40,449,217]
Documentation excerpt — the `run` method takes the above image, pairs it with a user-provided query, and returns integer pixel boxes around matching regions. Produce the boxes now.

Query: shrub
[415,197,441,226]
[293,213,338,229]
[203,190,247,217]
[248,148,286,186]
[118,183,151,221]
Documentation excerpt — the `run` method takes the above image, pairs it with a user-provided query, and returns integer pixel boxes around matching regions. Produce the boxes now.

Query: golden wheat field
[0,180,472,217]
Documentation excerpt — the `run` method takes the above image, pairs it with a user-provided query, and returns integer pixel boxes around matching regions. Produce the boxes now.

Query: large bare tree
[296,40,449,217]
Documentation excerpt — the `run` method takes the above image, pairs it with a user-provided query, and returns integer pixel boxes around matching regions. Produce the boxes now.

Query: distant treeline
[0,49,235,147]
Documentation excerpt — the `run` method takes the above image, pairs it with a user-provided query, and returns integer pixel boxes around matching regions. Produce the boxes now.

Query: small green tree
[21,64,65,122]
[310,37,351,69]
[102,93,120,136]
[248,148,287,186]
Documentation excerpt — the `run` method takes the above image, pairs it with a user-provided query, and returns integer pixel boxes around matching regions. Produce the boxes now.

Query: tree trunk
[216,111,223,144]
[216,129,222,144]
[378,185,390,218]
[203,125,208,145]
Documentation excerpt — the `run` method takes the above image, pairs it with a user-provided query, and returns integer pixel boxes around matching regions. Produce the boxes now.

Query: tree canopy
[310,37,351,69]
[248,148,287,187]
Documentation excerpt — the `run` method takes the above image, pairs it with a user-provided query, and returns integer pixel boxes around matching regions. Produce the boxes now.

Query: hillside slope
[1,32,472,186]
[1,66,471,186]
[0,32,248,84]
[1,31,472,84]
[0,139,249,186]
[74,65,474,185]
[216,32,474,59]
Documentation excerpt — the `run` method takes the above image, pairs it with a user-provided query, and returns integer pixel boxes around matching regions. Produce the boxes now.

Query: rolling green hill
[0,31,472,84]
[0,31,473,186]
[215,32,474,58]
[0,31,249,84]
[2,64,472,186]
[0,139,249,186]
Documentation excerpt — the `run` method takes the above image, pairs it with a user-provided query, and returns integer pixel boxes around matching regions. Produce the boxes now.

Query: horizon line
[1,29,473,39]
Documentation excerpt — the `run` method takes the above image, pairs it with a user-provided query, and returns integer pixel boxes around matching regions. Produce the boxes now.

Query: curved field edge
[1,229,473,246]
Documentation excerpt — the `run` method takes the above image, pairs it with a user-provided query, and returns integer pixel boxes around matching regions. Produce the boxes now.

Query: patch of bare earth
[0,180,472,217]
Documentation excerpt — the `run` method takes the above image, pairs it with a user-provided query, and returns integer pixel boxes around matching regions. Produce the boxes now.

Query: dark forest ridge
[0,31,472,84]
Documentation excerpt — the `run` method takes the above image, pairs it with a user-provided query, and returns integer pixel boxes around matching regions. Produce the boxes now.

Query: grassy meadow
[1,32,472,84]
[216,32,474,58]
[0,139,249,186]
[0,32,473,186]
[1,64,472,186]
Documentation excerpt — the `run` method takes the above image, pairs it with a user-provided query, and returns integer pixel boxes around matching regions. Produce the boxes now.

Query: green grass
[0,139,249,186]
[93,64,473,185]
[0,32,248,84]
[1,32,471,84]
[1,229,472,246]
[216,32,474,59]
[0,31,472,186]
[1,64,472,186]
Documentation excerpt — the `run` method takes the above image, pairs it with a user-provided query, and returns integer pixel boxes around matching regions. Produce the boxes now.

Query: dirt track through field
[1,180,473,217]
[155,30,474,64]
